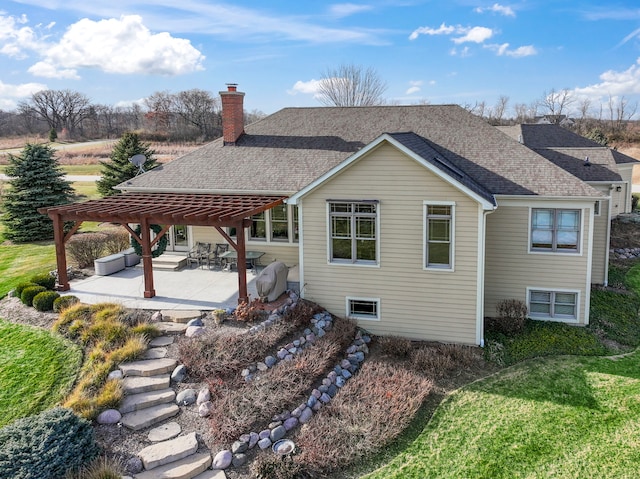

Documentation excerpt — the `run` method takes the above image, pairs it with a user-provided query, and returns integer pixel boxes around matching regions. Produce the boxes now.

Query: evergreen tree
[97,132,158,196]
[2,143,74,242]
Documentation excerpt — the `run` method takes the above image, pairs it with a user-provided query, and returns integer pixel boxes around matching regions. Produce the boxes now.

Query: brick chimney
[219,83,245,145]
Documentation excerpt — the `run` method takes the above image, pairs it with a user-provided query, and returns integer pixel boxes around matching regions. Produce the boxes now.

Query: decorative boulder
[96,409,121,425]
[212,450,233,469]
[256,261,288,302]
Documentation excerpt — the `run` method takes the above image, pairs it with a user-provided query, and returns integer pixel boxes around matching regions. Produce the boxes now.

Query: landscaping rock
[96,409,121,425]
[232,453,248,467]
[264,355,277,367]
[258,437,272,450]
[283,417,298,431]
[248,432,259,448]
[212,450,233,469]
[299,407,313,424]
[185,325,205,337]
[187,317,204,327]
[171,364,187,382]
[232,440,248,454]
[270,425,286,442]
[150,311,163,322]
[176,388,197,406]
[198,401,213,417]
[197,387,211,405]
[126,457,143,475]
[259,429,271,439]
[107,370,123,380]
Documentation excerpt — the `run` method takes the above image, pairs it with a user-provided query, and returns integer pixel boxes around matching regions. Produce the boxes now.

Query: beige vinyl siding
[191,225,300,267]
[485,203,591,324]
[591,198,609,284]
[616,164,634,214]
[300,143,481,344]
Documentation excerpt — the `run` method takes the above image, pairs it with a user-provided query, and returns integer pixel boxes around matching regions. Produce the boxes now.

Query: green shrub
[0,407,99,479]
[20,285,47,306]
[33,291,60,312]
[53,295,80,312]
[29,272,56,290]
[14,282,37,298]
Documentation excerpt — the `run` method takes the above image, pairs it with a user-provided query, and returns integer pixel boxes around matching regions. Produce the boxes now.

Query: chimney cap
[226,83,238,91]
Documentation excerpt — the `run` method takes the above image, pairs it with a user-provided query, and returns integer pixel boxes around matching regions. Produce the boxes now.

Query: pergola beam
[39,193,286,302]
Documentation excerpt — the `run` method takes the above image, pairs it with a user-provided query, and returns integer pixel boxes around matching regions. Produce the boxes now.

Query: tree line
[1,88,265,142]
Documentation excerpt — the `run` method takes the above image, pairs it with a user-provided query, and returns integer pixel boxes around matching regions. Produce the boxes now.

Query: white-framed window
[246,205,298,244]
[328,201,378,264]
[424,201,455,270]
[346,297,380,320]
[528,289,578,321]
[530,208,580,253]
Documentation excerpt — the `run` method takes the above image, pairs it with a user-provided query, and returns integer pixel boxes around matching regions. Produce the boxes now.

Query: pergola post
[236,220,248,303]
[140,218,156,298]
[52,213,70,291]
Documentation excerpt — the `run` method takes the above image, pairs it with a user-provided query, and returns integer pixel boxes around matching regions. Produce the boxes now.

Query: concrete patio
[63,263,259,311]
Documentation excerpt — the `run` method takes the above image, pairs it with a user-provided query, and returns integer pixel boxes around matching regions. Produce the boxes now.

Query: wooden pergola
[38,193,286,303]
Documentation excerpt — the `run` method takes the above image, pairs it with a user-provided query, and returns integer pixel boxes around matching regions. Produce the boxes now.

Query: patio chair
[187,242,211,268]
[208,243,229,269]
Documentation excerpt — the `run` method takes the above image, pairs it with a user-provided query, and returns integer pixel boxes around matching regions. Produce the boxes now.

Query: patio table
[219,250,265,272]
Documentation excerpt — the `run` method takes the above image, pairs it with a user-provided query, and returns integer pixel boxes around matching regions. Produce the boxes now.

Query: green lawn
[0,320,82,428]
[0,241,56,297]
[365,351,640,479]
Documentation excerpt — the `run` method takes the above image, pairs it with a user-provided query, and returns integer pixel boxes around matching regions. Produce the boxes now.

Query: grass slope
[0,241,56,297]
[0,319,82,428]
[365,352,640,479]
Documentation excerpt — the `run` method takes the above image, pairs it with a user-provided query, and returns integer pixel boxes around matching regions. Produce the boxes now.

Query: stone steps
[156,322,189,334]
[119,388,176,414]
[133,452,212,479]
[120,358,178,377]
[161,310,204,324]
[138,432,198,470]
[136,254,187,271]
[123,374,171,395]
[121,402,180,431]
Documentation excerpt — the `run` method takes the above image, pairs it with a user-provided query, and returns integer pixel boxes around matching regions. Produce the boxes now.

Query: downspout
[477,206,496,347]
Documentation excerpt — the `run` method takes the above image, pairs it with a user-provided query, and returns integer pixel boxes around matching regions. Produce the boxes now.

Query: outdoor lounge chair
[187,242,211,268]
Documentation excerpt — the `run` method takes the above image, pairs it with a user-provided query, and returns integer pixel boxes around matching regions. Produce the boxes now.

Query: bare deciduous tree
[539,88,575,120]
[608,94,638,134]
[19,89,91,138]
[173,89,221,140]
[317,63,387,107]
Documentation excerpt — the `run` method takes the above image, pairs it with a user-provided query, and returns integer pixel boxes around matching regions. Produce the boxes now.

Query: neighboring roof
[498,124,630,183]
[123,105,601,199]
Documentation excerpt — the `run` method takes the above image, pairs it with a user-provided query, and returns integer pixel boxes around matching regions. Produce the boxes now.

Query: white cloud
[450,46,472,57]
[475,3,516,17]
[287,79,323,96]
[485,43,537,57]
[573,58,640,99]
[0,14,43,59]
[452,26,494,44]
[27,61,80,79]
[406,80,423,95]
[33,15,205,78]
[410,23,495,44]
[328,3,373,18]
[409,23,456,40]
[0,79,48,110]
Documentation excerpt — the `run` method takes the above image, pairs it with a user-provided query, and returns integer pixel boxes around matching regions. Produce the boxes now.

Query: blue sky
[2,1,640,117]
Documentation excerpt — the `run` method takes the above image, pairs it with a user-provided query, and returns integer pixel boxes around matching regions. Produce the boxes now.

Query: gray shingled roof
[122,105,600,198]
[498,124,627,182]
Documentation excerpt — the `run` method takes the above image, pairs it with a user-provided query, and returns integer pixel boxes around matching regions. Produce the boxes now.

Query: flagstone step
[136,254,187,272]
[193,470,226,479]
[156,322,189,334]
[161,310,205,324]
[138,432,198,470]
[121,402,180,431]
[120,358,178,377]
[122,375,170,395]
[143,347,168,359]
[150,336,175,347]
[119,388,176,414]
[133,452,212,479]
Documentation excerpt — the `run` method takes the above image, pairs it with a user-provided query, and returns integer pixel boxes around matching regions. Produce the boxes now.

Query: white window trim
[528,207,584,256]
[423,201,455,272]
[346,296,381,321]
[594,200,601,217]
[245,205,299,246]
[526,287,580,324]
[326,201,380,267]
